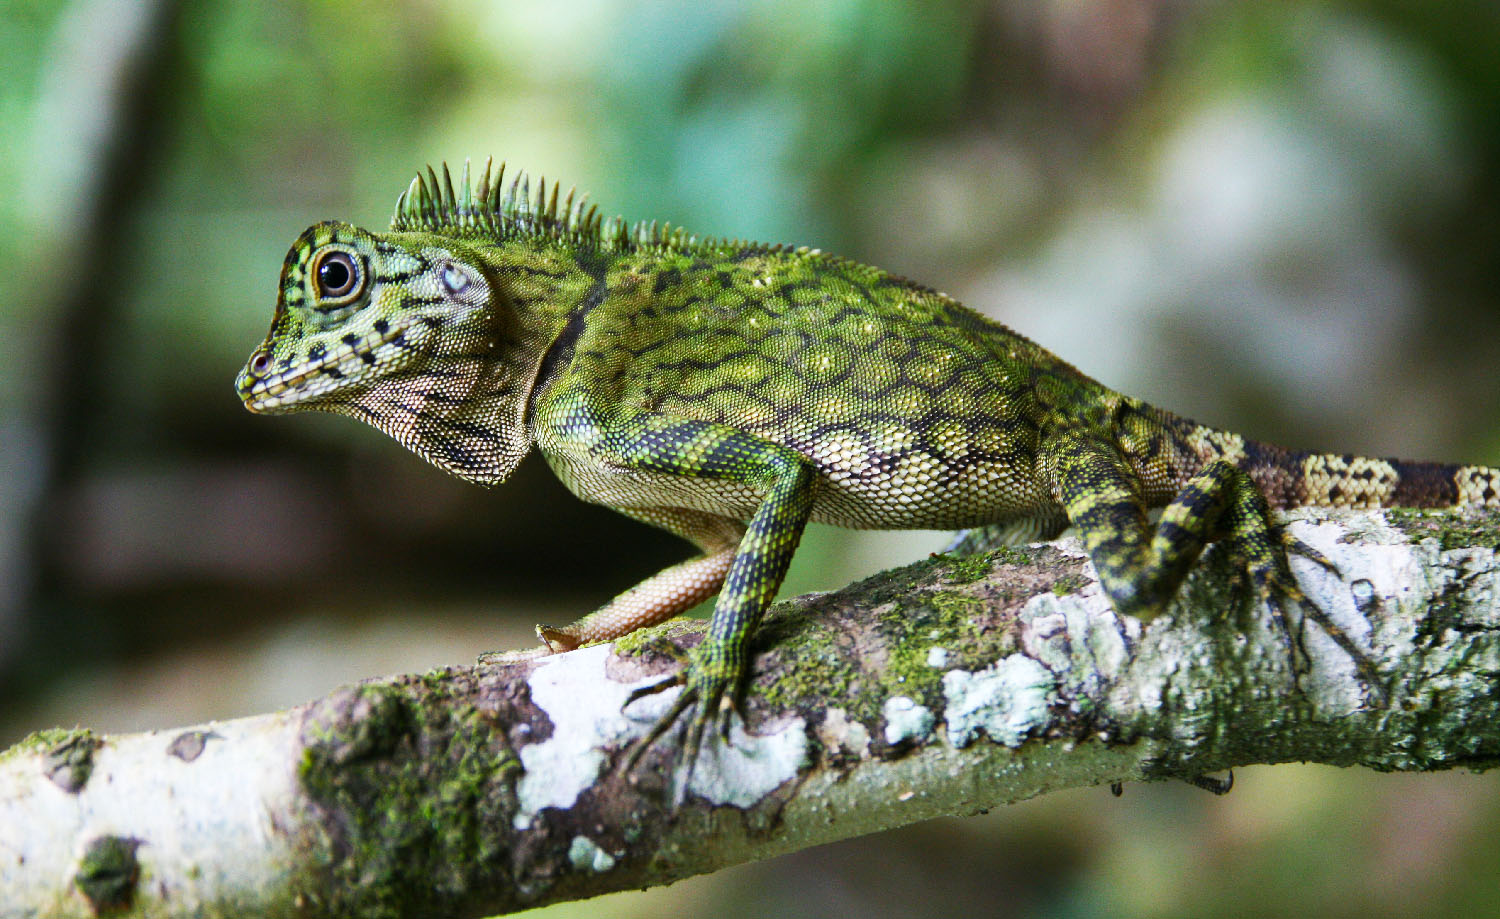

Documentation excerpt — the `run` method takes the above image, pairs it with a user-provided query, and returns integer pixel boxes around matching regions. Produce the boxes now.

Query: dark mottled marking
[1384,460,1458,507]
[74,835,142,913]
[872,272,942,297]
[528,258,609,417]
[505,263,569,280]
[167,730,219,762]
[653,267,682,294]
[44,733,102,793]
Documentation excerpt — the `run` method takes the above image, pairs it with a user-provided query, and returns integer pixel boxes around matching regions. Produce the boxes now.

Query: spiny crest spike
[441,163,456,214]
[490,161,505,210]
[392,157,757,252]
[416,172,432,221]
[474,157,491,203]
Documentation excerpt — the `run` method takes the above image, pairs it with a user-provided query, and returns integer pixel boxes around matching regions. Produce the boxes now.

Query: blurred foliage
[1,0,1498,916]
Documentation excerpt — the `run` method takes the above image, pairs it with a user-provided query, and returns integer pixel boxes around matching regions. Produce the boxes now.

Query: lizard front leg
[541,397,817,781]
[536,508,745,651]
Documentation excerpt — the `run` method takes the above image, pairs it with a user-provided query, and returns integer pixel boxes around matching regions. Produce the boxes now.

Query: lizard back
[528,241,1084,533]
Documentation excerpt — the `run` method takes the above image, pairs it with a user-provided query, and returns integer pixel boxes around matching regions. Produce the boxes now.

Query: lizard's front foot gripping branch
[620,642,746,803]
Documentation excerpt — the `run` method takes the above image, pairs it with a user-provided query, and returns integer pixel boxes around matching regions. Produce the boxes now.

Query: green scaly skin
[237,159,1500,787]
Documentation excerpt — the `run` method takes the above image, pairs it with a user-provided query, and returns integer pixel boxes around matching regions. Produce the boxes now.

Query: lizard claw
[618,646,741,804]
[1254,554,1387,704]
[536,624,582,653]
[621,673,694,773]
[1185,770,1235,795]
[718,692,742,744]
[1281,530,1341,576]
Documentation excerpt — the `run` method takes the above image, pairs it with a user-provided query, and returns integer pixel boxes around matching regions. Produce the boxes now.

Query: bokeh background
[3,0,1499,916]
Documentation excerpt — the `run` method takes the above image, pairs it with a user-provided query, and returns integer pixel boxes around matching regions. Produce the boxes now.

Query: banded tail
[1174,421,1500,511]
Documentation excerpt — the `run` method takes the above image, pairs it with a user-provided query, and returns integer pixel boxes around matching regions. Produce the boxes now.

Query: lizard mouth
[238,320,415,413]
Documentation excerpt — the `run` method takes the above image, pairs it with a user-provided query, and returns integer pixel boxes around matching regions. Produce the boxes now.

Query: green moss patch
[609,617,704,658]
[875,588,1018,705]
[1388,507,1500,552]
[74,834,140,912]
[297,679,523,918]
[756,614,862,713]
[30,728,103,793]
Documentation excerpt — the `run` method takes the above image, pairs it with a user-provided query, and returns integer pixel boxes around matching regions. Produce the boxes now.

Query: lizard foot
[620,647,745,805]
[1248,546,1387,705]
[535,624,583,653]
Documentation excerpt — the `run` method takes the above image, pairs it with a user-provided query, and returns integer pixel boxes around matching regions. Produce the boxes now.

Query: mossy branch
[3,507,1498,917]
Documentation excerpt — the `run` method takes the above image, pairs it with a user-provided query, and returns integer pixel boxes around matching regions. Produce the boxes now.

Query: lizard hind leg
[1045,432,1380,691]
[535,508,745,652]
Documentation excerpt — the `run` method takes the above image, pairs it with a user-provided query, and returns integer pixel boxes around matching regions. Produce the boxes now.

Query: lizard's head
[236,221,492,413]
[236,221,532,484]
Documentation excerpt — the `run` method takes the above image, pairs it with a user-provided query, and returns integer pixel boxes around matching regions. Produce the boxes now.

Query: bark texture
[2,507,1497,918]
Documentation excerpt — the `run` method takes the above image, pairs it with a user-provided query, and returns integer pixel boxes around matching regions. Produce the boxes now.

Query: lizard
[235,158,1500,778]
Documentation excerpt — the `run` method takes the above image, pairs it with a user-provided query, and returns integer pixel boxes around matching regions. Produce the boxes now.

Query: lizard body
[237,160,1500,770]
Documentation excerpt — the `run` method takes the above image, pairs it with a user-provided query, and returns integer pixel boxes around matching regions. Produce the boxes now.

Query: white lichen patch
[817,707,871,759]
[942,655,1056,748]
[567,835,618,873]
[519,644,808,820]
[926,646,949,668]
[1282,508,1434,710]
[516,644,680,827]
[883,696,935,746]
[1017,588,1129,699]
[684,713,808,808]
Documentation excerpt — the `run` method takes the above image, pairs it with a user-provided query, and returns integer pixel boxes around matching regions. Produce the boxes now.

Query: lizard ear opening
[440,262,472,296]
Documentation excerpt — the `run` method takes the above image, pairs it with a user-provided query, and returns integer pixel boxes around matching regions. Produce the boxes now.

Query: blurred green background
[2,0,1498,916]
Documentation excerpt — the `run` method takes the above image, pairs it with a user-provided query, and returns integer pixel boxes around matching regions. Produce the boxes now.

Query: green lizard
[236,158,1500,774]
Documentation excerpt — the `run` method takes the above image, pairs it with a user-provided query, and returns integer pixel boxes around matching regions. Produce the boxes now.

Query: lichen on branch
[1,507,1497,917]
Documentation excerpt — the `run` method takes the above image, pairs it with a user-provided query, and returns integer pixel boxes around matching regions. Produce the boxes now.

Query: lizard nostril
[249,350,273,376]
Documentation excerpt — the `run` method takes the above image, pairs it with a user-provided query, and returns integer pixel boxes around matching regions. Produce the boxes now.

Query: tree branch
[3,507,1498,917]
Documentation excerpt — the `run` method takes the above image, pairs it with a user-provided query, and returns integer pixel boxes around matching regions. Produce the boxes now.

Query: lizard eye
[313,249,362,301]
[248,349,273,376]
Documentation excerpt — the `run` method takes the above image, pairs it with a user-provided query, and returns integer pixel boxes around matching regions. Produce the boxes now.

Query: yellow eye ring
[312,248,363,304]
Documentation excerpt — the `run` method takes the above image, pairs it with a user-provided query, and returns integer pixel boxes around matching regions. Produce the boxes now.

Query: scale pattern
[237,160,1500,777]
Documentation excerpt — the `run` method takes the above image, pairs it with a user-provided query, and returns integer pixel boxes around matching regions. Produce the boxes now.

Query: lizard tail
[1238,439,1500,511]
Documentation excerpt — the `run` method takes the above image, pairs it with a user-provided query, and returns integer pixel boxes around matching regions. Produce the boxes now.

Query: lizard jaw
[237,320,417,413]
